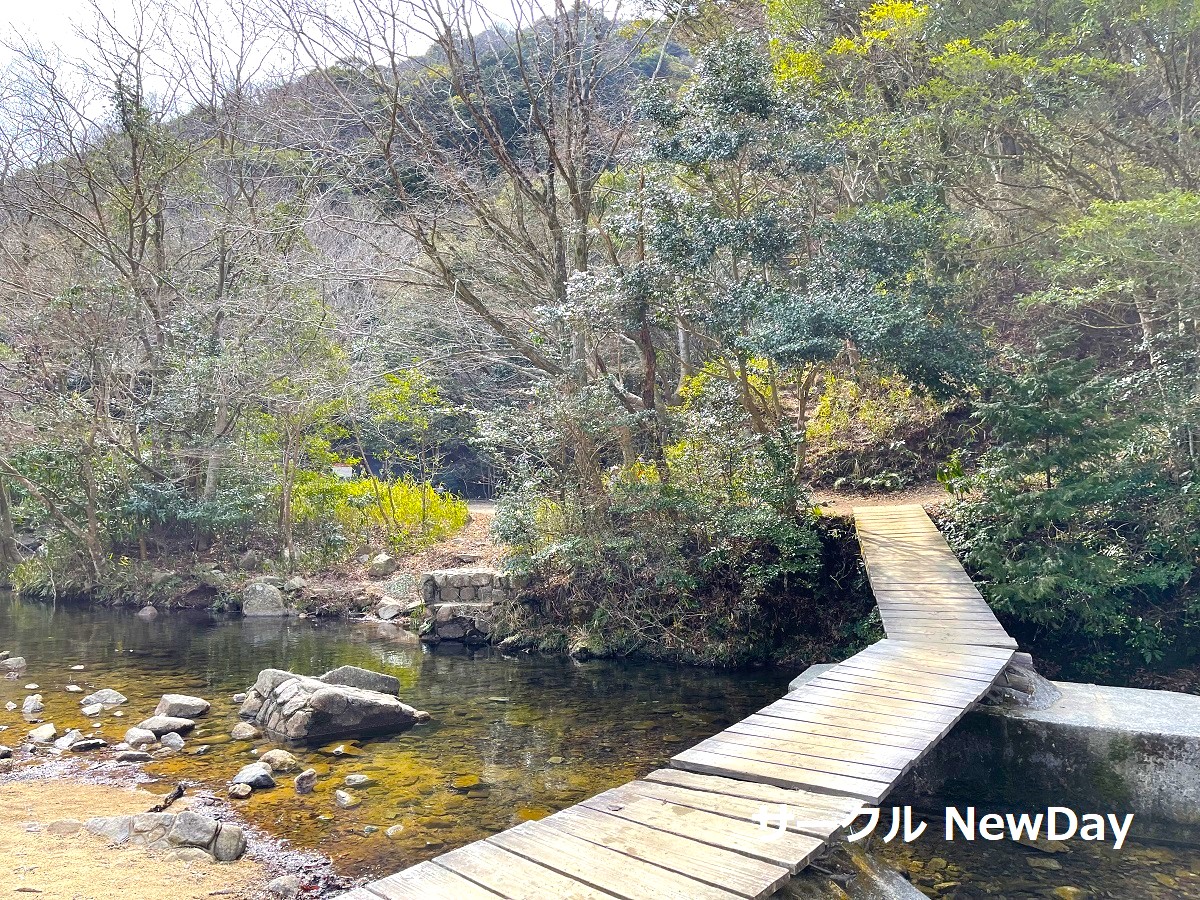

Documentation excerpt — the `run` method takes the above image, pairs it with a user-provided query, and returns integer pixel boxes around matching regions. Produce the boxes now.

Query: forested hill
[1,0,1197,683]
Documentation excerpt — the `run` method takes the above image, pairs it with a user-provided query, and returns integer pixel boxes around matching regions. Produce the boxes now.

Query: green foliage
[291,473,469,563]
[944,343,1198,668]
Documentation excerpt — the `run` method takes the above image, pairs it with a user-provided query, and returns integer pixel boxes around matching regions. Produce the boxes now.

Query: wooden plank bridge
[335,504,1017,900]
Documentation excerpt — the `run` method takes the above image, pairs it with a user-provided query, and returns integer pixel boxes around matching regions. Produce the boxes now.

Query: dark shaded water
[0,597,789,879]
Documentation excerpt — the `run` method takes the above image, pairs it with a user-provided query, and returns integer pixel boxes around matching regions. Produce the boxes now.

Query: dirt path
[811,482,952,517]
[0,780,270,900]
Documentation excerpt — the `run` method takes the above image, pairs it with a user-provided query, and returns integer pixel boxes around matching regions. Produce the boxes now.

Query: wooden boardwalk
[334,504,1015,900]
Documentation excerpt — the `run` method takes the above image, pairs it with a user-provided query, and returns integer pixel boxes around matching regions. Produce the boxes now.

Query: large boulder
[238,667,428,743]
[242,582,288,617]
[155,694,210,718]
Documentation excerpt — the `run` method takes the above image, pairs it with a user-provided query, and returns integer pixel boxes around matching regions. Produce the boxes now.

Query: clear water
[0,596,790,879]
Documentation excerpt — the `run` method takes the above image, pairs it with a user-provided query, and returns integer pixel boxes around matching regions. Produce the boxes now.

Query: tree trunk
[0,477,21,568]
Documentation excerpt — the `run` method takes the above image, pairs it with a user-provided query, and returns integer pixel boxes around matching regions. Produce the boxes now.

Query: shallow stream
[3,596,1199,897]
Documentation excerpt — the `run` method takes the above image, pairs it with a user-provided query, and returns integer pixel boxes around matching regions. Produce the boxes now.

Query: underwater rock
[80,688,127,707]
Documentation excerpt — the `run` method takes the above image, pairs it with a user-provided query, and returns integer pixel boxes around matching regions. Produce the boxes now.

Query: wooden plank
[784,684,964,724]
[434,842,617,900]
[489,821,741,900]
[722,720,923,763]
[834,657,999,689]
[671,747,892,803]
[368,862,505,900]
[809,671,983,707]
[700,729,915,772]
[734,713,931,752]
[641,769,863,820]
[621,779,852,841]
[883,638,1015,660]
[814,664,991,697]
[583,786,825,871]
[757,698,950,742]
[693,737,903,783]
[546,805,791,899]
[863,641,1013,669]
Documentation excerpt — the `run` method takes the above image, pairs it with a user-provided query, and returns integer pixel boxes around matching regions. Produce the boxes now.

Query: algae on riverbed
[0,598,787,880]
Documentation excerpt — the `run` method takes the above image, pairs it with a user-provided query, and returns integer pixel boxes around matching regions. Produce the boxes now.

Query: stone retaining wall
[420,568,512,605]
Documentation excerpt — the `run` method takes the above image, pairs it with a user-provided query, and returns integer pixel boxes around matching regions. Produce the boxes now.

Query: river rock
[2,657,26,672]
[242,582,288,617]
[136,715,196,737]
[238,667,426,742]
[124,726,157,747]
[22,694,43,715]
[228,783,253,799]
[137,605,158,619]
[116,750,152,762]
[377,600,404,620]
[367,553,398,578]
[334,789,359,809]
[268,874,302,899]
[70,738,106,752]
[282,576,307,593]
[344,773,373,787]
[160,732,186,751]
[155,694,210,718]
[320,665,400,696]
[86,815,133,844]
[24,683,38,690]
[4,702,15,711]
[81,688,127,707]
[232,761,275,789]
[0,746,11,759]
[168,811,218,848]
[212,823,246,861]
[294,768,318,794]
[81,703,103,717]
[53,729,85,750]
[65,684,83,693]
[28,723,57,743]
[260,748,298,772]
[230,722,259,740]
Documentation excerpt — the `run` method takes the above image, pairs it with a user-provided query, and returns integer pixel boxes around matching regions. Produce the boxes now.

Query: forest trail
[333,504,1017,899]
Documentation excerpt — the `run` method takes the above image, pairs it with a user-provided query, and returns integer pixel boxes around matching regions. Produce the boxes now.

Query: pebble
[386,824,405,839]
[70,665,85,671]
[65,685,83,693]
[344,773,373,787]
[116,750,152,762]
[24,684,38,690]
[547,756,564,765]
[1028,857,1063,871]
[229,783,253,799]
